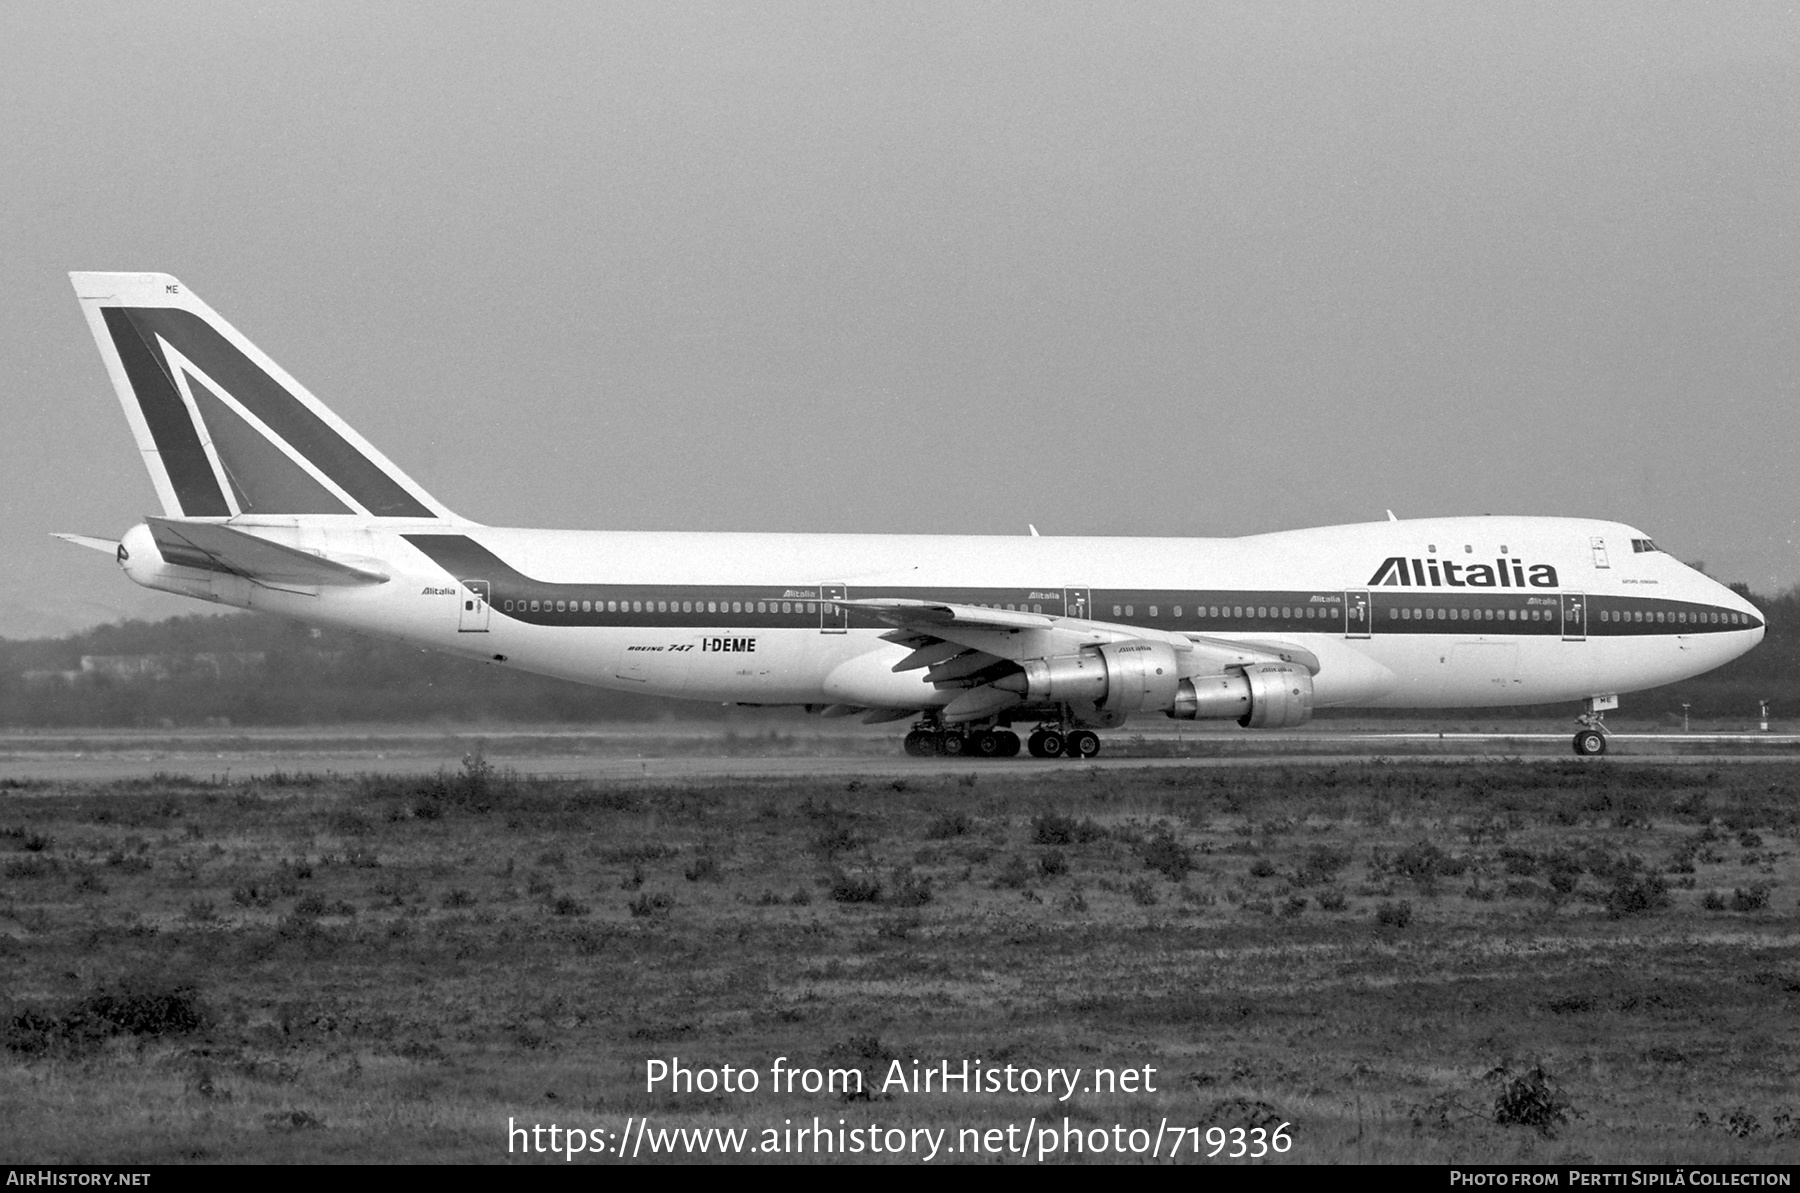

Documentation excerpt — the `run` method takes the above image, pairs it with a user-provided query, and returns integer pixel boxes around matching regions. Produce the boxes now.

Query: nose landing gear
[1572,696,1616,756]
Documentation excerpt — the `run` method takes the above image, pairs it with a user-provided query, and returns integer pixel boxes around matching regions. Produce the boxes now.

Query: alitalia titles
[1368,557,1559,589]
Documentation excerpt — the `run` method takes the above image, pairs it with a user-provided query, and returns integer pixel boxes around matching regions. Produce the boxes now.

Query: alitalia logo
[1367,557,1559,589]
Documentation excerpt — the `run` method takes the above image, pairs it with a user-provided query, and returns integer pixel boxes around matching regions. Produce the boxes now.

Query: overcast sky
[3,2,1798,637]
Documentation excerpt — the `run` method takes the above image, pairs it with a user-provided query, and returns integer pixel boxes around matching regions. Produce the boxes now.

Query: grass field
[3,757,1799,1164]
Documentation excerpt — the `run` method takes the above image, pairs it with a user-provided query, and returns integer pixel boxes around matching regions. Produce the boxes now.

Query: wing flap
[146,517,389,588]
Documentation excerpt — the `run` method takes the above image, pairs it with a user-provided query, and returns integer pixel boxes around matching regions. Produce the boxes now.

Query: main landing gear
[904,720,1103,760]
[1026,729,1101,759]
[903,726,1022,758]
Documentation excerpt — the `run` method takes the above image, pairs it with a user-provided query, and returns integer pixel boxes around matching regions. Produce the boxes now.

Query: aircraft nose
[1706,576,1765,636]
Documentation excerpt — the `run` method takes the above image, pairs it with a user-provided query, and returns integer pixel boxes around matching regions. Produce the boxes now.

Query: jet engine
[1169,662,1314,728]
[996,640,1180,714]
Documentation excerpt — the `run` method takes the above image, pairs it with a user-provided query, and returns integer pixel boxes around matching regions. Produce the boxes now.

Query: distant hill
[0,587,1792,728]
[0,614,709,727]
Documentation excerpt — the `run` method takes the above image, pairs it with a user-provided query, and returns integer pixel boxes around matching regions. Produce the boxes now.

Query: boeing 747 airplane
[57,272,1764,758]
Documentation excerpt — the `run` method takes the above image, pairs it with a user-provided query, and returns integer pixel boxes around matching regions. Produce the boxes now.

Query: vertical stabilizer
[69,272,458,521]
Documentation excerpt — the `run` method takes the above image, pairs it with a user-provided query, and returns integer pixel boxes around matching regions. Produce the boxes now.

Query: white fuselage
[117,513,1764,718]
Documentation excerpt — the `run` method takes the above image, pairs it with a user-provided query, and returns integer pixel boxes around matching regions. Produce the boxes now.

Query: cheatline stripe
[402,536,1762,636]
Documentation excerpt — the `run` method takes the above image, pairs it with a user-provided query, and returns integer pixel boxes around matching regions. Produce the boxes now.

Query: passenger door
[1344,589,1371,638]
[820,584,848,633]
[1561,591,1587,642]
[458,580,490,632]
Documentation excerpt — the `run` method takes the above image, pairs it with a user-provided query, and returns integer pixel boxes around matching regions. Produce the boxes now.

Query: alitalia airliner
[57,272,1764,758]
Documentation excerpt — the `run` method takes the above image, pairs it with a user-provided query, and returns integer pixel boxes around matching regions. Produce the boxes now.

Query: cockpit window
[1632,538,1659,553]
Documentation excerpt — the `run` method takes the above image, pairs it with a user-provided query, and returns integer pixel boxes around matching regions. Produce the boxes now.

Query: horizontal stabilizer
[52,533,120,556]
[147,517,389,588]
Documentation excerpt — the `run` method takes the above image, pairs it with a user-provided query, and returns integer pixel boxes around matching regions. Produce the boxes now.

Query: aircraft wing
[838,597,1055,631]
[145,517,389,588]
[834,595,1318,723]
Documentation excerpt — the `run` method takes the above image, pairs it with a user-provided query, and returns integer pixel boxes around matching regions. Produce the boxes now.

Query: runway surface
[2,727,1797,783]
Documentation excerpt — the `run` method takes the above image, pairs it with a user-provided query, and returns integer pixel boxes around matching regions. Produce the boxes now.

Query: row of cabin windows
[1392,606,1553,622]
[1600,609,1746,625]
[492,595,1747,627]
[501,598,821,616]
[1111,604,1338,620]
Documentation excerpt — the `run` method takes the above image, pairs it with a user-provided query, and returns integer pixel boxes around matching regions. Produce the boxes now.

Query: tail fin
[70,272,457,522]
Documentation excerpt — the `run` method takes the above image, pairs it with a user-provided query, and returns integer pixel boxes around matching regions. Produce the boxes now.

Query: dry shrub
[830,872,883,903]
[1140,830,1193,882]
[1295,845,1351,886]
[1031,813,1105,845]
[1605,872,1671,918]
[991,855,1032,890]
[1731,886,1771,912]
[1492,1062,1578,1136]
[627,891,676,918]
[925,811,972,839]
[5,972,206,1056]
[886,867,933,907]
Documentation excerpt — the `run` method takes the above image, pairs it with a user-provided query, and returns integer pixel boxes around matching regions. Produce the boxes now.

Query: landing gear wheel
[1573,729,1607,756]
[1027,731,1066,759]
[992,730,1021,757]
[972,730,1005,758]
[938,732,966,757]
[903,730,934,757]
[1066,730,1102,759]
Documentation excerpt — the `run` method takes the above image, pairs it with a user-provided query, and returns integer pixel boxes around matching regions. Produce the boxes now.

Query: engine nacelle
[1169,663,1314,729]
[1000,640,1180,715]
